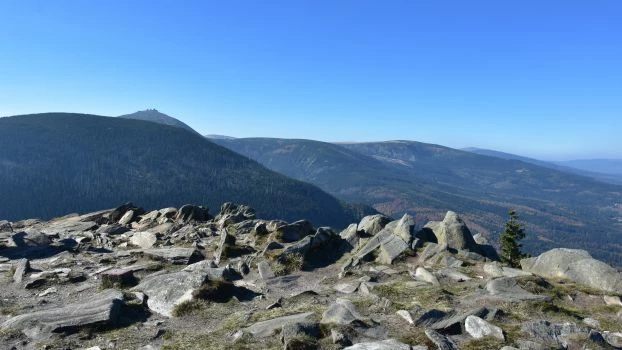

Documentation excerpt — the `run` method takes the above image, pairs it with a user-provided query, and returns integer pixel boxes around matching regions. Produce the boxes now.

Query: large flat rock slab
[521,248,622,293]
[0,289,124,340]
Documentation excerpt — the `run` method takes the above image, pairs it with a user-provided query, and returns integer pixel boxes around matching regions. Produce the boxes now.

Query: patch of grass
[499,323,524,344]
[503,299,583,323]
[192,279,237,303]
[516,276,617,298]
[5,266,15,279]
[459,336,506,350]
[100,274,138,290]
[253,233,270,249]
[374,282,452,311]
[145,262,165,271]
[397,328,434,348]
[284,335,318,349]
[172,300,208,317]
[0,306,18,316]
[161,311,282,350]
[350,297,375,313]
[595,314,621,332]
[0,328,22,338]
[248,303,322,323]
[442,283,472,297]
[222,244,255,260]
[162,304,268,350]
[272,253,304,276]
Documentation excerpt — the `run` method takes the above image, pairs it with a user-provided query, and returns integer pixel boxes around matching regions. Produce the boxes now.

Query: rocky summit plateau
[1,203,622,350]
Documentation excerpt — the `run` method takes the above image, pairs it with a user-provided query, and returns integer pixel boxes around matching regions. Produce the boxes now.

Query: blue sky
[0,1,620,160]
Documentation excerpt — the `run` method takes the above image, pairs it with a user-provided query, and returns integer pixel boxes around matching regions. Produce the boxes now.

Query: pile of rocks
[1,203,621,349]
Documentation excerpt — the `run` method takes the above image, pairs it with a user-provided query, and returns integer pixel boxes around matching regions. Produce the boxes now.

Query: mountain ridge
[0,113,370,227]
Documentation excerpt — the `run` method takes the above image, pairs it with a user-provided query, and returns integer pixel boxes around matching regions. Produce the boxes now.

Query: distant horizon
[3,108,621,162]
[1,1,621,160]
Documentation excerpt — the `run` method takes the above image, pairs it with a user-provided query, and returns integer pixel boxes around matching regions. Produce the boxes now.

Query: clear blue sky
[1,1,620,160]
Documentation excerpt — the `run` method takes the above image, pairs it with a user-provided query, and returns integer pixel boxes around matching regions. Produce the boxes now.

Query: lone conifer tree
[500,209,527,267]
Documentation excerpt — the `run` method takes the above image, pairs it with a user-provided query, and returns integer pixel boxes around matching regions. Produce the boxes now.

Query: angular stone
[321,298,364,325]
[108,202,144,223]
[417,243,445,266]
[96,224,129,235]
[176,204,211,223]
[13,258,29,283]
[413,267,440,286]
[258,261,275,279]
[140,247,204,265]
[416,308,490,335]
[275,220,314,242]
[388,214,416,243]
[604,295,622,306]
[182,260,238,281]
[357,214,392,236]
[118,210,136,225]
[0,290,124,340]
[280,235,312,257]
[0,220,12,233]
[436,268,471,281]
[101,268,137,287]
[425,329,457,350]
[132,270,207,317]
[341,224,362,252]
[334,282,359,294]
[603,331,622,348]
[243,312,314,338]
[214,229,237,264]
[354,216,412,265]
[215,202,255,226]
[465,315,504,340]
[9,231,52,247]
[376,234,410,264]
[422,211,478,252]
[396,310,414,324]
[38,287,57,297]
[130,231,158,249]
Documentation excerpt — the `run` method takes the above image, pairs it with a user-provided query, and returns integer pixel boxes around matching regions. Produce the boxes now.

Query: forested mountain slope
[0,114,368,227]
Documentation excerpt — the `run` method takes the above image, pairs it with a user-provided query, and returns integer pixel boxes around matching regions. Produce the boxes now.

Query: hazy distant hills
[0,113,370,227]
[119,109,199,135]
[464,147,622,185]
[212,137,622,264]
[554,159,622,176]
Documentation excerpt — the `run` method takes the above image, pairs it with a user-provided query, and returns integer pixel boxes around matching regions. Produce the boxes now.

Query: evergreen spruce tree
[500,209,527,267]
